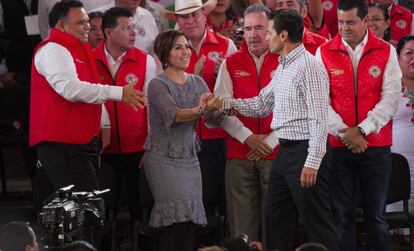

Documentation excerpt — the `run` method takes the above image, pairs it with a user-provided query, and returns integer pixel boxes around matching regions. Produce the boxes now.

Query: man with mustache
[214,4,278,246]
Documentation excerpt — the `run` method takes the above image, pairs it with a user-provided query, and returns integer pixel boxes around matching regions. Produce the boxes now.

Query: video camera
[39,185,109,250]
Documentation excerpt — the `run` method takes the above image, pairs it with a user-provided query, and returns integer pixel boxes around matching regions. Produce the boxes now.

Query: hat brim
[162,0,217,21]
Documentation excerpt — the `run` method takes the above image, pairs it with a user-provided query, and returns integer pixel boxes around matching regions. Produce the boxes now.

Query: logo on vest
[369,65,381,78]
[234,70,250,77]
[329,69,344,76]
[75,58,84,64]
[322,0,333,11]
[208,51,223,62]
[137,25,146,37]
[396,19,407,29]
[125,73,138,85]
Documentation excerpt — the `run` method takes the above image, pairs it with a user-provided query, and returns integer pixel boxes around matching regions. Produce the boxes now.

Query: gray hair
[243,3,272,18]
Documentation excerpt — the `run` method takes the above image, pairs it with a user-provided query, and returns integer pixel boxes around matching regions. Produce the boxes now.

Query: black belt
[278,139,307,147]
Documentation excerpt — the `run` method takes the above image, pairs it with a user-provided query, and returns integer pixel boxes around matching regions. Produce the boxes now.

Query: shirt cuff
[109,86,123,101]
[264,132,279,149]
[358,119,375,136]
[220,98,234,111]
[304,154,323,170]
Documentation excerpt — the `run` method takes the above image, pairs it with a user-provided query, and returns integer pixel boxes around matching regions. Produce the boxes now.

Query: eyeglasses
[369,17,386,23]
[118,25,137,33]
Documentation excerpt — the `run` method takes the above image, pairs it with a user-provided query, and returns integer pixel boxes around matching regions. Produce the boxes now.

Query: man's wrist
[358,126,366,136]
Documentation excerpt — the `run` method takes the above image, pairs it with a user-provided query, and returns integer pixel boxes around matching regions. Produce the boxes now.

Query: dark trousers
[101,152,144,222]
[330,147,391,251]
[36,137,100,192]
[265,140,338,251]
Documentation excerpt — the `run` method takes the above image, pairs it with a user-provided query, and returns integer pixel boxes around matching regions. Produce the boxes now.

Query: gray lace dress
[143,73,209,228]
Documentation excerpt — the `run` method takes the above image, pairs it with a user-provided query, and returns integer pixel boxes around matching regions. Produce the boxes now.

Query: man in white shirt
[31,0,146,193]
[90,0,158,55]
[214,4,277,245]
[315,0,401,250]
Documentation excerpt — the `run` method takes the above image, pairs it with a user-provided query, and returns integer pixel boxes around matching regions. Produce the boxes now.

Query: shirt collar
[279,44,305,66]
[104,44,127,64]
[341,30,368,52]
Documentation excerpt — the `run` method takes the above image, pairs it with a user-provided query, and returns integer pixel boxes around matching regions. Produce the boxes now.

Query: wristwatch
[358,126,366,136]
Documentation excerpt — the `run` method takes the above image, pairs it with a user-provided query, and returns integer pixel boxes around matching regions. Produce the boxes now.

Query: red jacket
[93,42,148,153]
[30,29,101,146]
[303,29,328,55]
[319,31,392,147]
[225,45,279,160]
[389,3,413,45]
[321,0,338,38]
[186,29,230,140]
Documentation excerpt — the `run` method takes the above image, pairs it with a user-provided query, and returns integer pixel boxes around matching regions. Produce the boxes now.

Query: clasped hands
[339,127,368,154]
[198,93,223,114]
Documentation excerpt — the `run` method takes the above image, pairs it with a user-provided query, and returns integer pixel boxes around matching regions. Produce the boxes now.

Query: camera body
[39,185,109,250]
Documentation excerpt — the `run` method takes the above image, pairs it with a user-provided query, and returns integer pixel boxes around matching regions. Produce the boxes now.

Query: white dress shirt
[103,44,157,93]
[315,31,402,137]
[214,49,279,149]
[34,42,124,128]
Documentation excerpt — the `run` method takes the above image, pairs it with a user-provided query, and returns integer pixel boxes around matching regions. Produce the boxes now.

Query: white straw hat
[162,0,217,21]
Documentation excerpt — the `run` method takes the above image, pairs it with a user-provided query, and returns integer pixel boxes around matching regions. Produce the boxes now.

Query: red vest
[30,29,101,146]
[93,42,148,153]
[225,45,279,160]
[319,31,392,147]
[389,3,413,46]
[321,0,338,38]
[303,29,328,55]
[186,29,230,140]
[304,16,330,39]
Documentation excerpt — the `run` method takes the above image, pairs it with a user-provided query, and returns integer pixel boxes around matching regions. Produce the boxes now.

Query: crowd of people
[1,0,414,250]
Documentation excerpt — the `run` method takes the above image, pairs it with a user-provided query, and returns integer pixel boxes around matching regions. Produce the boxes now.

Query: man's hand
[205,95,222,112]
[194,55,206,77]
[339,127,368,154]
[300,167,318,188]
[122,83,147,111]
[245,134,273,160]
[0,72,18,87]
[100,128,111,154]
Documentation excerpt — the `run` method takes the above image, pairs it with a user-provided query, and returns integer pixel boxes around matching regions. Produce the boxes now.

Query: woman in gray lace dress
[143,29,222,251]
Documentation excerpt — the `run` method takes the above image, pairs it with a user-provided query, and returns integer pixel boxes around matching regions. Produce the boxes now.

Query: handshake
[198,93,239,116]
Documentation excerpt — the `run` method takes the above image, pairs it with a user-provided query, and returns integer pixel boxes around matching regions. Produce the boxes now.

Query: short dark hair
[397,35,414,56]
[154,29,188,69]
[49,0,84,28]
[62,240,97,251]
[102,7,133,38]
[338,0,368,20]
[296,242,329,251]
[368,3,390,41]
[88,11,103,20]
[243,3,271,18]
[271,9,303,43]
[0,221,35,251]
